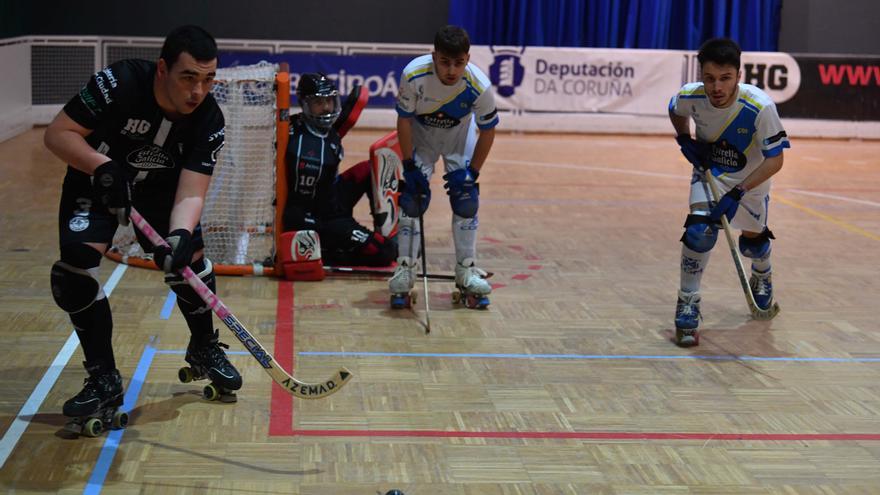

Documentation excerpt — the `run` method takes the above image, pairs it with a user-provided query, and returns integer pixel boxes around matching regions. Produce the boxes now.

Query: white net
[110,62,279,271]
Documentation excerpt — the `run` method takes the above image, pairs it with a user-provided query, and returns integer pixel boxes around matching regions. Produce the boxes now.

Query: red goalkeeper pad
[369,131,403,238]
[334,84,368,139]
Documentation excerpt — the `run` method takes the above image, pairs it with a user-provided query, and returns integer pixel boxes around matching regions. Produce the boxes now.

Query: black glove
[675,134,708,171]
[153,229,193,273]
[93,160,132,226]
[399,158,431,217]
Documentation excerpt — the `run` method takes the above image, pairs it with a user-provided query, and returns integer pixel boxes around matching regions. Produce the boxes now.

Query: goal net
[107,61,289,275]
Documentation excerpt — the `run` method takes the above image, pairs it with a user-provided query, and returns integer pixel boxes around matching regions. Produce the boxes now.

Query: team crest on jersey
[69,216,89,232]
[417,111,460,129]
[709,139,747,173]
[127,145,175,170]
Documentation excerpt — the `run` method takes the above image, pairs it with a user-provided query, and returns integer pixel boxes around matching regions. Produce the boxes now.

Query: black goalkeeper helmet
[296,72,341,131]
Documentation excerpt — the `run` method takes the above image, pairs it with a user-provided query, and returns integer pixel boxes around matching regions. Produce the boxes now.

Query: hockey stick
[702,171,780,320]
[324,266,494,280]
[417,211,431,334]
[130,208,352,399]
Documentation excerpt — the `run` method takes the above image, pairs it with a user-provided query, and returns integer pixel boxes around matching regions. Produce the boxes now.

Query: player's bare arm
[669,112,691,136]
[396,115,414,161]
[169,168,211,233]
[469,127,495,173]
[44,111,107,174]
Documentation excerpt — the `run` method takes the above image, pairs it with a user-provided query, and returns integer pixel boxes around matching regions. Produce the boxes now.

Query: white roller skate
[452,258,491,309]
[389,257,417,309]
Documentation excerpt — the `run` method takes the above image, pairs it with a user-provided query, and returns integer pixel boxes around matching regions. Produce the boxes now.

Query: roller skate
[750,269,774,311]
[63,361,127,437]
[178,329,242,402]
[389,257,417,309]
[674,290,701,347]
[452,258,491,309]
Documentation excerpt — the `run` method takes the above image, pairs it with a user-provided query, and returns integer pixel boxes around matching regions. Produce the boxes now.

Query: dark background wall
[2,0,879,54]
[1,0,449,43]
[778,0,880,55]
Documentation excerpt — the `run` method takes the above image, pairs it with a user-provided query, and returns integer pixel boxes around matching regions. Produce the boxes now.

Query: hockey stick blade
[131,208,352,399]
[325,266,494,280]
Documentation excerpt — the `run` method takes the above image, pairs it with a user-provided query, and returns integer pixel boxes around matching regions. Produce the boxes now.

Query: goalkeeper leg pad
[279,230,325,281]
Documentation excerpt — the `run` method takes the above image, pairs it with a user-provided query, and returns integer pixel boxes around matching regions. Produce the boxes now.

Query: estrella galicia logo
[489,46,526,97]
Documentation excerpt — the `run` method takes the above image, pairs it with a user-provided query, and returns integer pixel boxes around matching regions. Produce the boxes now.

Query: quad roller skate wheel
[390,292,416,309]
[83,417,103,437]
[178,366,195,383]
[675,328,699,347]
[112,411,129,429]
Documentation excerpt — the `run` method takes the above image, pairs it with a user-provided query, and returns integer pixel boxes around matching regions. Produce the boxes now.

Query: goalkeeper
[279,73,397,278]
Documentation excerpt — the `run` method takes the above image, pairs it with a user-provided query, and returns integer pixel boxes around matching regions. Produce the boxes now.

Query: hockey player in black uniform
[44,25,241,435]
[278,73,397,280]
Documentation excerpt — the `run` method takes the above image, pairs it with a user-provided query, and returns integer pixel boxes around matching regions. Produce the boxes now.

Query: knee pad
[51,244,103,313]
[278,230,325,281]
[445,170,479,218]
[165,257,215,310]
[739,228,775,258]
[680,214,718,253]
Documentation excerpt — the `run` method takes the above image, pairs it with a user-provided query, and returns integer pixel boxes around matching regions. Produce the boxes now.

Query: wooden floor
[1,126,880,494]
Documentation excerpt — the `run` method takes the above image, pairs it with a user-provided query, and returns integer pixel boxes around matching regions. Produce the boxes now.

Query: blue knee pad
[680,214,718,253]
[739,228,774,258]
[443,168,479,218]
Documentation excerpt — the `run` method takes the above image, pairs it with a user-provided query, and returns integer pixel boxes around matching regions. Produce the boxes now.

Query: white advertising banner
[470,46,685,116]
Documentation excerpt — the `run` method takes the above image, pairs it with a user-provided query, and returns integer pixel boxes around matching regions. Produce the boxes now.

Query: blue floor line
[297,350,880,363]
[84,342,157,495]
[160,291,176,320]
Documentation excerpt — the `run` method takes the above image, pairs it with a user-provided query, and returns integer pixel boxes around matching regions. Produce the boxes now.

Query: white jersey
[396,54,499,172]
[669,83,790,187]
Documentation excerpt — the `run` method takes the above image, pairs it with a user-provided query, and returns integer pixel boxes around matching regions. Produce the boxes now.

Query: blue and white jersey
[669,83,789,185]
[396,54,498,162]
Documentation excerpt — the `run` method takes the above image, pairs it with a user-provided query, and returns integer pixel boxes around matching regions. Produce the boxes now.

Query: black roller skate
[63,361,127,437]
[179,329,242,402]
[389,257,417,309]
[452,258,491,309]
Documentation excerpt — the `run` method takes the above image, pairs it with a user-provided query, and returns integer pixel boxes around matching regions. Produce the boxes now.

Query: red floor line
[284,429,880,441]
[268,282,880,443]
[268,280,295,436]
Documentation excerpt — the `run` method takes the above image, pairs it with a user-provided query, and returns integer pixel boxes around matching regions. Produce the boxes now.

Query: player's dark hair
[697,38,741,70]
[160,25,218,69]
[434,25,470,57]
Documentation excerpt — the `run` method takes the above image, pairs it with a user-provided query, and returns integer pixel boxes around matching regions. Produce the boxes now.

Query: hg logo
[489,46,526,97]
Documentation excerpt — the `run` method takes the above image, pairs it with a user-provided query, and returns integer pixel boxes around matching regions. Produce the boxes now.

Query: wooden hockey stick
[702,171,780,320]
[130,208,352,399]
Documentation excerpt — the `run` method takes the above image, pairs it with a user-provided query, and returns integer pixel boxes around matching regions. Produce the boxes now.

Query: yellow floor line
[776,195,880,242]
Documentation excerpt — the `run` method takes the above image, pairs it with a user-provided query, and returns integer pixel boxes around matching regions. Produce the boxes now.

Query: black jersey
[63,59,226,192]
[283,114,344,221]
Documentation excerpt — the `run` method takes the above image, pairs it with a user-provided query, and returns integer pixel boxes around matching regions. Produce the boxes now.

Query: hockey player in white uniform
[669,38,790,346]
[390,25,499,309]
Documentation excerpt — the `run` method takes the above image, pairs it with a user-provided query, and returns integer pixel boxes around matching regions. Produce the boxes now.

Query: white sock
[452,213,478,263]
[680,245,710,294]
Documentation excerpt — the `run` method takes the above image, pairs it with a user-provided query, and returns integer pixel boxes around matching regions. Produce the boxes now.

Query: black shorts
[57,167,205,253]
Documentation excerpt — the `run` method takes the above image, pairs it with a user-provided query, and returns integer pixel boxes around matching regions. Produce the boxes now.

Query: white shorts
[689,171,771,233]
[411,117,478,179]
